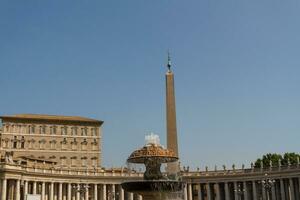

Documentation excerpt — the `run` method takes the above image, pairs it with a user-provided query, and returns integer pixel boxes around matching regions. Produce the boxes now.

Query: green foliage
[254,153,300,168]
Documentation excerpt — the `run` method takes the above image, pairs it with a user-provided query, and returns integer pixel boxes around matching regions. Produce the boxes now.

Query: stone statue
[278,158,282,167]
[222,165,226,171]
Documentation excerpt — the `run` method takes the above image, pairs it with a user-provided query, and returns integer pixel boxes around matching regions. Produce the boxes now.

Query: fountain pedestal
[121,136,184,200]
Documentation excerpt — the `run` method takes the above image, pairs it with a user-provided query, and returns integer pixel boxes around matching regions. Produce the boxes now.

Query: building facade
[0,114,103,169]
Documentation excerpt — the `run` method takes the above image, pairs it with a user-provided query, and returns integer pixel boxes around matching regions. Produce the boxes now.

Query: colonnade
[0,178,142,200]
[184,177,300,200]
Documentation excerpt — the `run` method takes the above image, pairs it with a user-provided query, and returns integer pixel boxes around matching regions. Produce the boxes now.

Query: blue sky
[1,1,300,170]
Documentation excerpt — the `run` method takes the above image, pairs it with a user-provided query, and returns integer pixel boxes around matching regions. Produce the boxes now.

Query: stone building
[0,114,103,169]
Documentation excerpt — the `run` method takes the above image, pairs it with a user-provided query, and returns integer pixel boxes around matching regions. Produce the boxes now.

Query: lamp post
[260,174,275,200]
[72,183,89,200]
[234,183,245,200]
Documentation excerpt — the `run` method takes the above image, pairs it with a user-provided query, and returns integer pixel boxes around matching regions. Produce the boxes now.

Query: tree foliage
[254,153,300,168]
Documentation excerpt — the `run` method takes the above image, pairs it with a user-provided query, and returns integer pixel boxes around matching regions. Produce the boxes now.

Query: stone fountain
[121,134,184,200]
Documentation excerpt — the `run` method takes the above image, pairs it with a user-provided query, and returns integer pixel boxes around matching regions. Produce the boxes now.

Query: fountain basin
[122,180,184,200]
[122,180,184,192]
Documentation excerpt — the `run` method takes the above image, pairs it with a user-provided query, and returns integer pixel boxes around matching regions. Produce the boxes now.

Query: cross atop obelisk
[165,53,179,176]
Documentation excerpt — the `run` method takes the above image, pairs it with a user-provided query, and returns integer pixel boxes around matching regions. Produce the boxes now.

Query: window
[13,136,18,149]
[5,125,9,132]
[50,126,57,135]
[40,126,46,134]
[39,139,46,149]
[29,125,35,134]
[92,139,98,150]
[61,138,67,150]
[71,127,78,135]
[2,138,9,148]
[91,157,98,167]
[60,157,67,166]
[20,137,25,149]
[17,125,22,132]
[28,139,35,149]
[50,140,56,149]
[61,126,67,135]
[71,157,77,166]
[91,128,96,136]
[81,127,87,136]
[81,157,87,166]
[71,139,77,151]
[81,139,87,150]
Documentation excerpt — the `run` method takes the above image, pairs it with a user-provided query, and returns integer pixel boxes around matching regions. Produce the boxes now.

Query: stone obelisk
[165,54,179,176]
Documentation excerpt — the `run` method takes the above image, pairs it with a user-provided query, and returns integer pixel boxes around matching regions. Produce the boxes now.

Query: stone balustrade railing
[182,164,300,177]
[0,161,143,178]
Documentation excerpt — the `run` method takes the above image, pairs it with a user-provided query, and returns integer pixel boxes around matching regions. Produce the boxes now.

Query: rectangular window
[31,126,35,134]
[71,127,77,135]
[81,128,87,136]
[82,158,87,166]
[61,127,67,135]
[71,158,76,166]
[40,126,46,134]
[13,136,18,149]
[91,128,97,136]
[50,126,57,135]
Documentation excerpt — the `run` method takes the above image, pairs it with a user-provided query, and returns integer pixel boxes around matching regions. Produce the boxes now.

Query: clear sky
[1,0,300,170]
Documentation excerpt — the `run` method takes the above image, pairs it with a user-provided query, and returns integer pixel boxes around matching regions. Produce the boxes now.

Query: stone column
[289,178,295,200]
[198,184,202,200]
[59,183,63,200]
[129,192,134,200]
[138,195,143,200]
[280,179,286,200]
[111,184,115,200]
[271,182,276,200]
[102,184,106,200]
[76,184,80,200]
[119,187,124,200]
[224,182,230,200]
[184,183,188,200]
[252,181,257,200]
[234,182,238,200]
[243,182,248,200]
[188,183,193,200]
[16,179,21,200]
[85,184,89,200]
[68,183,71,200]
[94,184,98,200]
[207,183,212,200]
[24,180,28,197]
[262,183,266,200]
[1,179,7,200]
[216,183,221,200]
[33,181,37,194]
[299,178,300,200]
[42,182,46,200]
[50,182,54,200]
